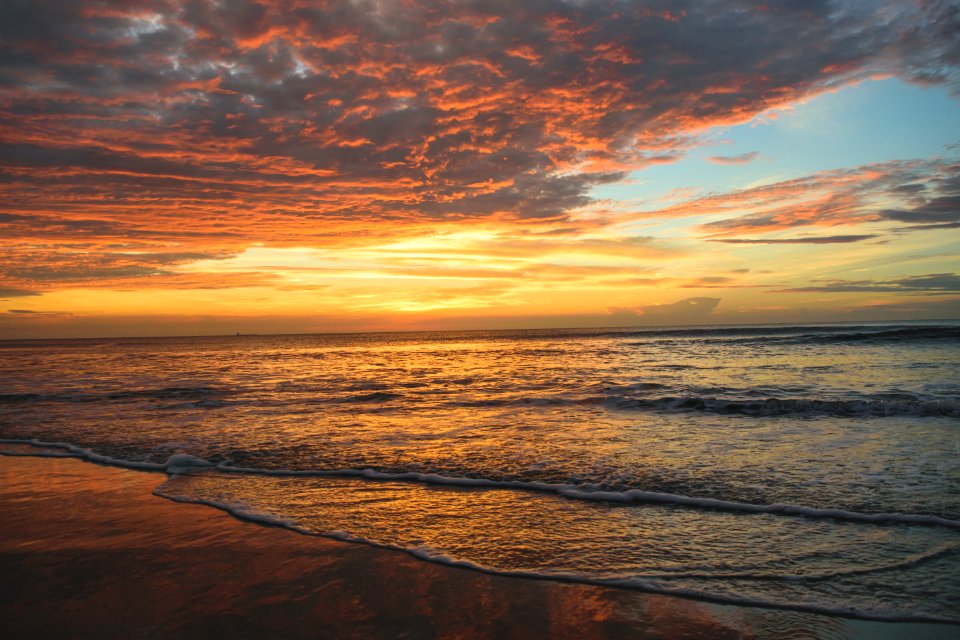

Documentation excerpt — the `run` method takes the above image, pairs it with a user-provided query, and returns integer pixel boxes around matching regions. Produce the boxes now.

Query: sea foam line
[149,488,960,625]
[3,437,960,531]
[4,437,960,624]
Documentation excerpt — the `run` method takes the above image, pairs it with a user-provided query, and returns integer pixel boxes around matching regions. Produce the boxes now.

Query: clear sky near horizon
[1,0,959,338]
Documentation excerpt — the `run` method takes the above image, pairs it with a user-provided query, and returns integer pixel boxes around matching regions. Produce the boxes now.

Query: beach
[1,454,957,639]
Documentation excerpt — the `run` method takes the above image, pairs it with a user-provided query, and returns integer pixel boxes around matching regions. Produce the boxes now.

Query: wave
[4,438,959,531]
[453,393,960,417]
[666,325,960,346]
[604,323,960,344]
[603,395,960,417]
[5,383,956,418]
[515,323,957,341]
[792,326,960,344]
[335,391,405,403]
[150,487,960,624]
[0,393,41,403]
[0,385,228,405]
[6,437,960,623]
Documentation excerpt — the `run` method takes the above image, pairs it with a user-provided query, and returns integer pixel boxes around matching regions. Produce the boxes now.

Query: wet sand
[1,455,956,639]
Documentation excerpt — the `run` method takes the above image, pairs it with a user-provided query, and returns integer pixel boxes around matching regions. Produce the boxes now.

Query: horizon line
[2,317,957,343]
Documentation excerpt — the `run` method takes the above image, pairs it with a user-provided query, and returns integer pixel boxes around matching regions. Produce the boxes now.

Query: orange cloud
[1,0,958,333]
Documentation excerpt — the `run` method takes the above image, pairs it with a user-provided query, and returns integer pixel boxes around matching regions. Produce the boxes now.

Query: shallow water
[2,322,959,621]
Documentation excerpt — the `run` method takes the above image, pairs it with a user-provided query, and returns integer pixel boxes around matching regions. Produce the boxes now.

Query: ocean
[2,322,959,623]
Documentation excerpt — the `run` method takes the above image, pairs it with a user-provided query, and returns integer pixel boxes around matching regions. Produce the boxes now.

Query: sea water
[1,322,958,622]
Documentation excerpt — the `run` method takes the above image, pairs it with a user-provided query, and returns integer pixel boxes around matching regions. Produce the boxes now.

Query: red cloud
[0,1,958,292]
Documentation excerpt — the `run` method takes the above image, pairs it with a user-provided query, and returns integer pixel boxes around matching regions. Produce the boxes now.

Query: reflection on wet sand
[4,456,954,639]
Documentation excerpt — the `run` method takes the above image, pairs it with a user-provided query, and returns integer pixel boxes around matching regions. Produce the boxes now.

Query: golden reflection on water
[2,329,959,630]
[1,331,955,523]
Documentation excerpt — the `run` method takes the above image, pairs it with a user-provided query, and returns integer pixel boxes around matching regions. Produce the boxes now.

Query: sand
[1,455,957,639]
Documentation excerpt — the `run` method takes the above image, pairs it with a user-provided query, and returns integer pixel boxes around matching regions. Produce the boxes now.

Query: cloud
[706,151,759,165]
[710,234,878,244]
[0,247,248,287]
[608,296,721,323]
[615,158,960,238]
[0,0,959,317]
[0,287,40,298]
[4,265,167,282]
[779,272,960,293]
[6,309,72,317]
[678,276,763,289]
[893,221,960,230]
[880,194,960,225]
[843,296,960,318]
[1,1,958,244]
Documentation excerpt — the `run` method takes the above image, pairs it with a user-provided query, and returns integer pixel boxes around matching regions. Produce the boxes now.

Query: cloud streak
[608,297,721,323]
[0,287,41,298]
[779,273,960,294]
[706,151,759,165]
[710,235,878,244]
[620,158,960,238]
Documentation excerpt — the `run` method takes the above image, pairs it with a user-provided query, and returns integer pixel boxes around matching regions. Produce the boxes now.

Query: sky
[1,0,959,338]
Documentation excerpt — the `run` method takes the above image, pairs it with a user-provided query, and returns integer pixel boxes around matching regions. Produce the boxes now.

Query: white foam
[0,438,167,470]
[216,462,960,531]
[5,437,960,531]
[5,437,960,624]
[164,454,216,473]
[144,487,960,625]
[0,438,212,474]
[157,492,306,531]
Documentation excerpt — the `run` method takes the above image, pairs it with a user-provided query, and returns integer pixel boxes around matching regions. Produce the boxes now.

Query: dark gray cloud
[0,287,40,298]
[894,221,960,230]
[711,235,879,244]
[881,195,960,224]
[781,273,960,293]
[879,168,960,231]
[846,296,960,318]
[5,309,72,318]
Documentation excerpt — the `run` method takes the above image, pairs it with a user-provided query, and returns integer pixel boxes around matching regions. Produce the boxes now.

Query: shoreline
[8,438,960,538]
[1,454,958,639]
